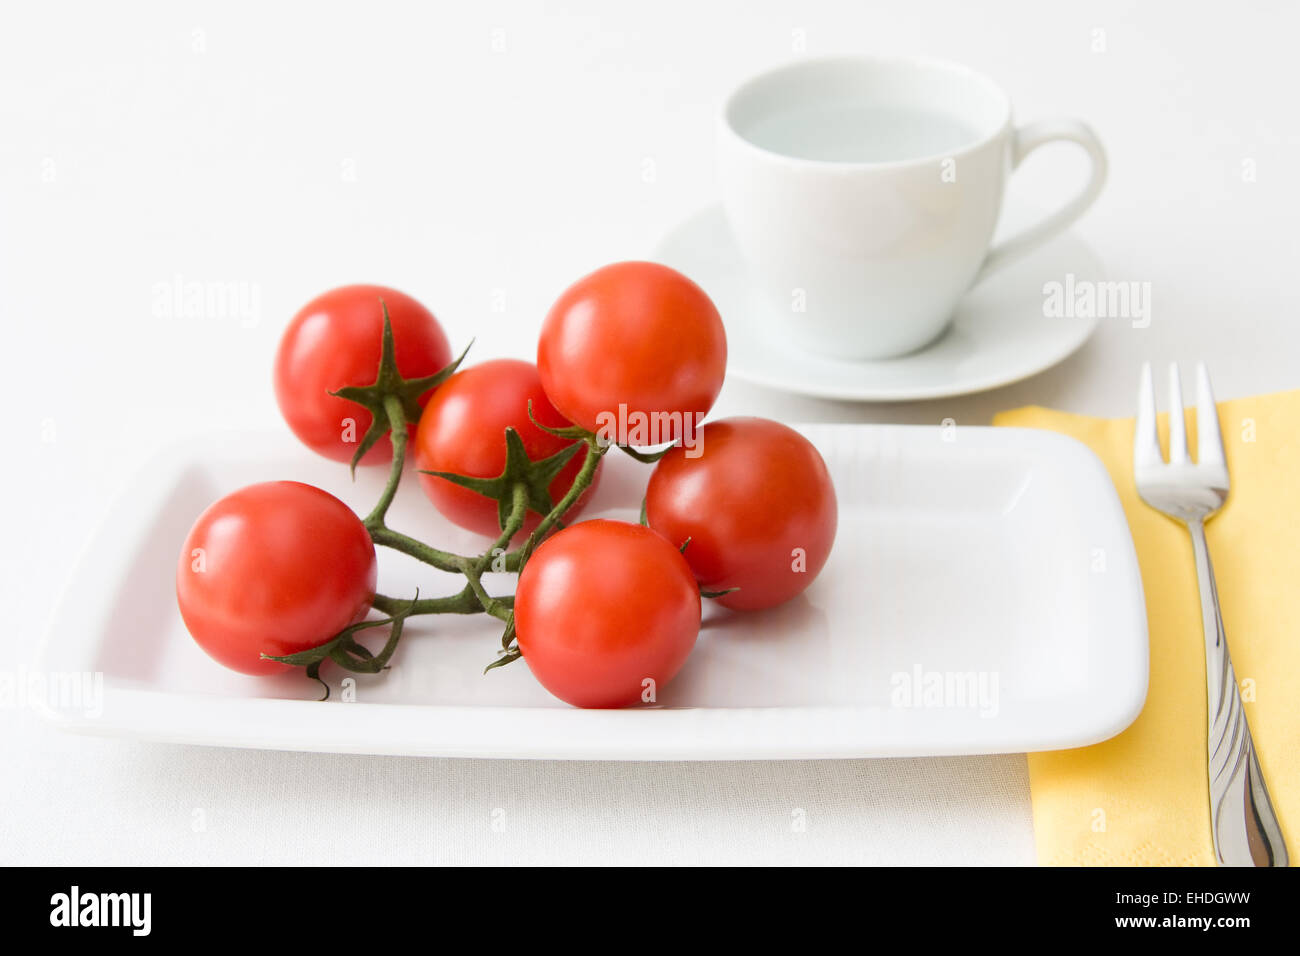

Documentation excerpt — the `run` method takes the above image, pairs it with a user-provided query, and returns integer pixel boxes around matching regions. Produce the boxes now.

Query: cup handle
[972,118,1107,286]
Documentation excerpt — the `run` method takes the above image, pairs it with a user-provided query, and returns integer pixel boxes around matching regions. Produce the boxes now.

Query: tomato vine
[262,304,614,691]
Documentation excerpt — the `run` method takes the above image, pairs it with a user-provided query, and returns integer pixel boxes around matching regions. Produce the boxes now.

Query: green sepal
[329,299,471,476]
[420,427,584,531]
[305,660,329,701]
[484,647,522,673]
[617,443,674,464]
[483,613,524,672]
[526,400,592,441]
[262,591,422,687]
[700,586,740,599]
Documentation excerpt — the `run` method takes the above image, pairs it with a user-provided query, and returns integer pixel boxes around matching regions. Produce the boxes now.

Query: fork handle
[1188,519,1289,866]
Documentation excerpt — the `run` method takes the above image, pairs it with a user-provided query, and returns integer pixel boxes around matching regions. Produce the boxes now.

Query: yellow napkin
[994,390,1300,866]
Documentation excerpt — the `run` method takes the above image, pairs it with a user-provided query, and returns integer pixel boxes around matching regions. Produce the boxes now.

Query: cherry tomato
[176,481,378,675]
[413,359,599,539]
[514,519,701,708]
[274,284,452,465]
[537,262,726,444]
[645,417,837,611]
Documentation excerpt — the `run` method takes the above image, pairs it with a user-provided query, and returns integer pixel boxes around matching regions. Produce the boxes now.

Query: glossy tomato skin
[646,417,837,611]
[176,481,377,675]
[413,359,599,539]
[274,284,452,465]
[514,520,701,708]
[536,262,726,442]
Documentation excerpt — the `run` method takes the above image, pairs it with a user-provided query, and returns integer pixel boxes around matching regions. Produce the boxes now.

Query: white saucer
[652,202,1104,402]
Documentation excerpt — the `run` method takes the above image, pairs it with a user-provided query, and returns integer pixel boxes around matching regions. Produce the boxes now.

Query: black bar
[9,865,1295,940]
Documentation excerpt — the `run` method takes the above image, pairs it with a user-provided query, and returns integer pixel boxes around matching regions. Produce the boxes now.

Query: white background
[2,0,1297,865]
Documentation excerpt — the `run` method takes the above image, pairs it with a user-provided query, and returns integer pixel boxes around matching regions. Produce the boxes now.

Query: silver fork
[1134,361,1288,867]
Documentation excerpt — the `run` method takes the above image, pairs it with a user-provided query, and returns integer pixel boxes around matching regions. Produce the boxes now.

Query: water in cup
[738,105,981,164]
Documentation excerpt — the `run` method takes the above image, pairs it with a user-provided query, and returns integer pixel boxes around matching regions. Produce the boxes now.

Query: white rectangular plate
[37,424,1147,760]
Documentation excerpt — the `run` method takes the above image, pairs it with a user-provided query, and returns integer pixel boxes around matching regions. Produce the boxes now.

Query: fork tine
[1167,361,1189,463]
[1135,361,1163,467]
[1196,361,1226,467]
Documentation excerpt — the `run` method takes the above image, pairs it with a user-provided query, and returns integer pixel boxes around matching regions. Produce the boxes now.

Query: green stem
[475,482,530,573]
[369,525,466,574]
[502,437,606,572]
[370,586,514,617]
[361,393,463,572]
[459,482,529,620]
[364,394,408,530]
[463,571,513,622]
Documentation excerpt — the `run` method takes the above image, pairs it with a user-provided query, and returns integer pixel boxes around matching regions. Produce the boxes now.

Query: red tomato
[514,520,701,708]
[645,418,837,611]
[413,359,599,539]
[176,481,377,675]
[274,284,452,464]
[537,262,726,444]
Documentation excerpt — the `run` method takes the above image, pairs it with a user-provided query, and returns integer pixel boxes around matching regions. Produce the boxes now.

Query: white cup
[718,56,1107,360]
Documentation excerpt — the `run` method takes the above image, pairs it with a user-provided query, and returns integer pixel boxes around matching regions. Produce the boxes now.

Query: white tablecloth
[3,0,1297,865]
